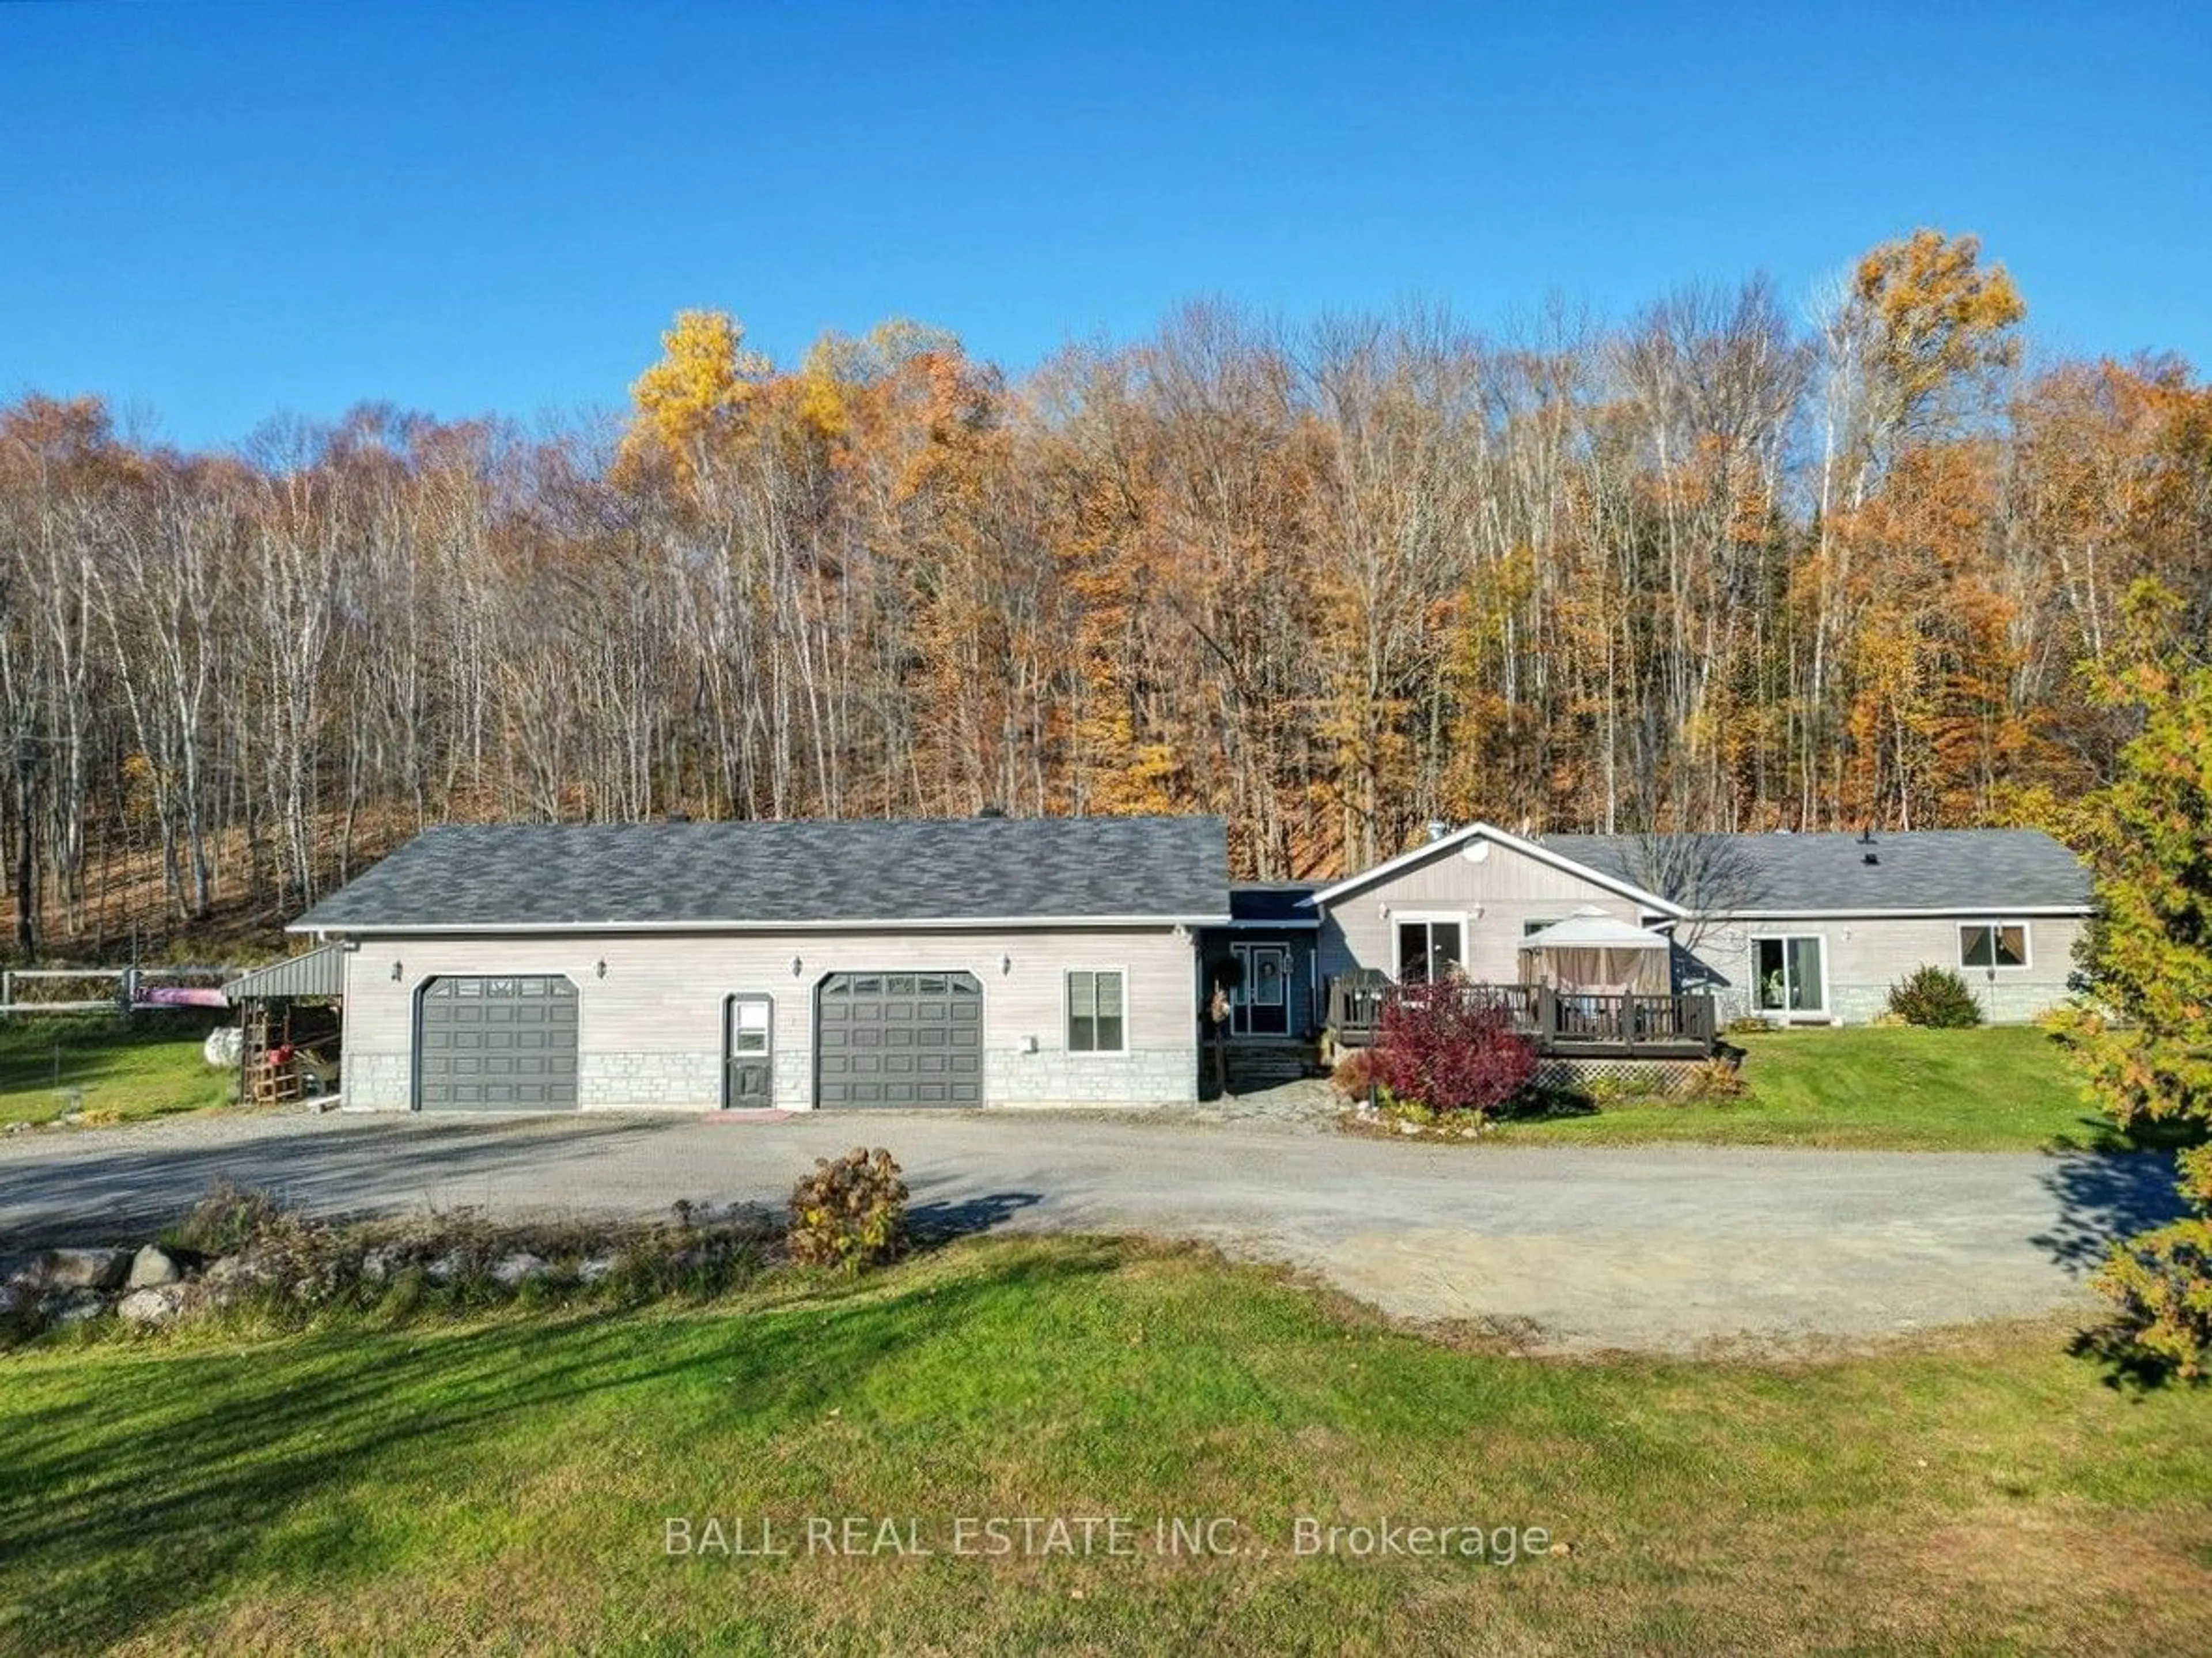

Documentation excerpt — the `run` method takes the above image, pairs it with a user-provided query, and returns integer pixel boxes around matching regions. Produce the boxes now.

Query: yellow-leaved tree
[623,309,771,485]
[1853,228,2027,443]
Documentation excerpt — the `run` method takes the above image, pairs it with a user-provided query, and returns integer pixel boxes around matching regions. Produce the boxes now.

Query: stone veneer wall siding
[983,1049,1194,1108]
[579,1053,724,1110]
[342,1050,411,1110]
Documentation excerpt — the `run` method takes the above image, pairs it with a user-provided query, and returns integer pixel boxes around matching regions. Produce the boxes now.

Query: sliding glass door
[1395,917,1464,985]
[1753,936,1825,1016]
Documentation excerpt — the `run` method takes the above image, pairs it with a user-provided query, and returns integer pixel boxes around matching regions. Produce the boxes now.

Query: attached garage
[298,817,1226,1111]
[416,975,578,1110]
[816,971,982,1108]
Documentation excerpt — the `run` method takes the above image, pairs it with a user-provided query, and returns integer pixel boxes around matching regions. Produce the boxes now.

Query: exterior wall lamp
[594,959,607,980]
[391,960,403,982]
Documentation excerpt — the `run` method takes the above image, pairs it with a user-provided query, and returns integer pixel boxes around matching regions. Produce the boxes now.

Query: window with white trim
[1395,917,1465,984]
[728,994,771,1055]
[1960,922,2029,970]
[1067,970,1126,1054]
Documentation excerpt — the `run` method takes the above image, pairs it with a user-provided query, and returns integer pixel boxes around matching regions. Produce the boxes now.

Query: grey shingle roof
[293,816,1232,932]
[1543,829,2092,914]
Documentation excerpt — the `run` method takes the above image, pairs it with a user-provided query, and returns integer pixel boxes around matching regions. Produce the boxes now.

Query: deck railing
[1324,970,1392,1046]
[1326,976,1716,1058]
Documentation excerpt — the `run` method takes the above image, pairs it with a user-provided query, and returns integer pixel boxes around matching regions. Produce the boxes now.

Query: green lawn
[1488,1025,2158,1152]
[0,1240,2205,1655]
[0,1013,233,1129]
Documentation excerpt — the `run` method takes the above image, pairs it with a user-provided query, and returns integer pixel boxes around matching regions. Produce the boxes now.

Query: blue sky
[2,1,2206,451]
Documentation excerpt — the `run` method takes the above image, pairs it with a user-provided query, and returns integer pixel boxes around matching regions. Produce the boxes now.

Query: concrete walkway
[0,1106,2182,1354]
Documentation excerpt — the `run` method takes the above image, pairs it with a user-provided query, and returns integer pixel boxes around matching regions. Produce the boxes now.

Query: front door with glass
[725,994,774,1108]
[1231,944,1291,1037]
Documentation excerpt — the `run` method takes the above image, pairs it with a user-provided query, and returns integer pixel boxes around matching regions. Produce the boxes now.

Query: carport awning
[224,944,346,1002]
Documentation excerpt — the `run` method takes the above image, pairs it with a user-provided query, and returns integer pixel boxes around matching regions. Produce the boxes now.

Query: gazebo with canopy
[1517,907,1675,997]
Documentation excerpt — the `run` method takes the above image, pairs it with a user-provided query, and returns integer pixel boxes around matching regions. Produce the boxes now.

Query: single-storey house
[294,816,1228,1113]
[1306,822,2093,1031]
[286,812,2091,1113]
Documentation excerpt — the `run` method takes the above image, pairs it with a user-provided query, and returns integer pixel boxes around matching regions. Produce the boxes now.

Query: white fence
[0,966,243,1018]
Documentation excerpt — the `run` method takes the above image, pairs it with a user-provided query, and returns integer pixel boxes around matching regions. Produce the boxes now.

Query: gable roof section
[1546,829,2092,917]
[1306,822,1689,918]
[293,816,1232,934]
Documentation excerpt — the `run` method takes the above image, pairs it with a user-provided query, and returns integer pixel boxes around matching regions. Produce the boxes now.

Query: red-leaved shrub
[1370,989,1539,1116]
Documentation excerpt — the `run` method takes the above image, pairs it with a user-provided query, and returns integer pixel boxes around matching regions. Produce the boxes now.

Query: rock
[203,1025,244,1068]
[0,1284,24,1317]
[203,1252,272,1288]
[127,1246,183,1289]
[117,1285,188,1325]
[202,1252,278,1303]
[577,1255,618,1286]
[424,1250,468,1286]
[10,1248,131,1292]
[360,1246,402,1284]
[49,1289,110,1326]
[491,1252,547,1288]
[1396,1119,1424,1136]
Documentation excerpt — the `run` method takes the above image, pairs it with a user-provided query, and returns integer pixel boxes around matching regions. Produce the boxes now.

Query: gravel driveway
[0,1106,2182,1354]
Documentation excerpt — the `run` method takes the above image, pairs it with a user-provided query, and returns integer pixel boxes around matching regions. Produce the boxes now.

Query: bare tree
[1622,830,1764,950]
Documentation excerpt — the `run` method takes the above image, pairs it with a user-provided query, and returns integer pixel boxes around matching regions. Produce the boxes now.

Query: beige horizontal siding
[1682,914,2085,1024]
[1320,837,1643,985]
[1310,834,2085,1028]
[340,926,1198,1108]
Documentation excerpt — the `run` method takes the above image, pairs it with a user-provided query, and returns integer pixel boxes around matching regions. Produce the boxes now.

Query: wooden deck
[1325,973,1717,1059]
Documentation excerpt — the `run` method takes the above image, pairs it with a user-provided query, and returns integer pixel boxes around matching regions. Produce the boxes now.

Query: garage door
[816,971,983,1107]
[416,975,579,1110]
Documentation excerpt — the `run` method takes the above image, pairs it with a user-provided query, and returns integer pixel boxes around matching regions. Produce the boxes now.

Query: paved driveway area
[0,1107,2181,1353]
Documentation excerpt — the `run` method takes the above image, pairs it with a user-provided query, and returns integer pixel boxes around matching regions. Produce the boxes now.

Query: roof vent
[1858,824,1877,845]
[665,812,691,824]
[1862,851,1879,865]
[976,804,1007,819]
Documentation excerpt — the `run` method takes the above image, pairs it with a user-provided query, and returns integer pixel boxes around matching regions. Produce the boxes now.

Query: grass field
[1487,1025,2167,1152]
[0,1014,233,1129]
[1,1238,2207,1655]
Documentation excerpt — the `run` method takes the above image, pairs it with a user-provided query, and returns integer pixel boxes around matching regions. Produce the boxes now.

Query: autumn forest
[4,228,2209,956]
